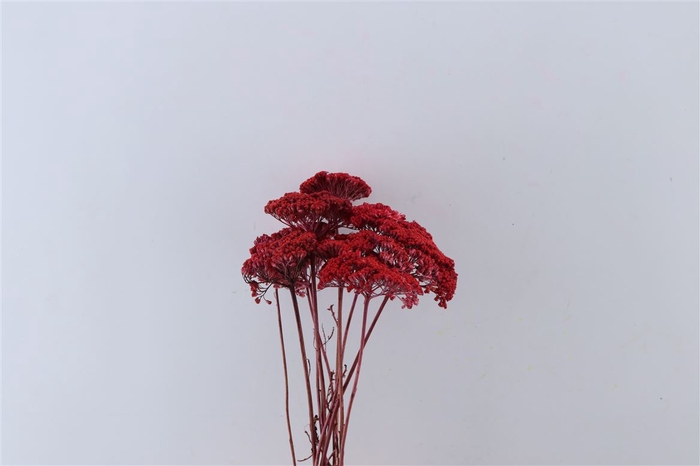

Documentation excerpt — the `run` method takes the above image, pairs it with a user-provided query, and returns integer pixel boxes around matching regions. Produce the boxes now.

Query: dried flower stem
[314,291,360,460]
[339,295,371,460]
[306,291,324,436]
[343,295,390,392]
[315,288,349,465]
[310,260,332,438]
[274,289,297,466]
[290,290,317,461]
[335,287,345,466]
[342,293,359,357]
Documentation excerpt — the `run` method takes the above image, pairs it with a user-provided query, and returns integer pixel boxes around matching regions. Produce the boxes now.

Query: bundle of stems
[275,277,390,465]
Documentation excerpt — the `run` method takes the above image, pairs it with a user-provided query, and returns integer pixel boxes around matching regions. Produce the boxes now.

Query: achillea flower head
[349,203,457,308]
[242,228,317,303]
[350,202,407,227]
[300,171,372,202]
[318,233,423,309]
[264,192,352,238]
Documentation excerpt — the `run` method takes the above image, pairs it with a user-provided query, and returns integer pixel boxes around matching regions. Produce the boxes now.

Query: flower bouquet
[242,171,457,465]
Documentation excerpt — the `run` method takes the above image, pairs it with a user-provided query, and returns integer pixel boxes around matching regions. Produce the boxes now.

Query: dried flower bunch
[242,171,457,465]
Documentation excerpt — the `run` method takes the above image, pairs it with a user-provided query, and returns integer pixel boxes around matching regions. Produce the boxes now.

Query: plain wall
[2,2,698,465]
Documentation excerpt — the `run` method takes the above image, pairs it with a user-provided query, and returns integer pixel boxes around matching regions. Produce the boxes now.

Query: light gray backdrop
[2,2,698,465]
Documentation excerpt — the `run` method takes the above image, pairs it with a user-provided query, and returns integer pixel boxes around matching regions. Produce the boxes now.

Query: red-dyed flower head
[351,202,407,227]
[318,231,423,308]
[349,203,458,308]
[300,171,372,202]
[242,228,317,303]
[264,192,352,238]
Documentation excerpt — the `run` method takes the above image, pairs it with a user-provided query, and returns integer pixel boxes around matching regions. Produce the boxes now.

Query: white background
[2,2,698,465]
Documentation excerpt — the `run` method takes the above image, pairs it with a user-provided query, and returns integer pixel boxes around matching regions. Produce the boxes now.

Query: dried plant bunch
[242,171,457,466]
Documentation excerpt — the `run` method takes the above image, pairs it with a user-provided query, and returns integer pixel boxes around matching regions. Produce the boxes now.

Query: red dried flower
[264,192,352,238]
[244,174,456,309]
[318,231,423,308]
[316,235,348,262]
[349,203,458,308]
[242,172,459,465]
[242,228,318,303]
[350,202,407,227]
[300,171,372,202]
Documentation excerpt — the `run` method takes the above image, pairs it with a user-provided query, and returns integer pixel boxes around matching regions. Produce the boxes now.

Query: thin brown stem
[316,287,347,464]
[316,293,390,463]
[316,291,362,462]
[275,289,297,466]
[335,287,345,466]
[315,381,341,462]
[290,290,317,461]
[319,325,334,386]
[339,295,371,459]
[306,292,324,438]
[341,293,359,356]
[310,261,328,432]
[315,393,340,463]
[343,295,390,392]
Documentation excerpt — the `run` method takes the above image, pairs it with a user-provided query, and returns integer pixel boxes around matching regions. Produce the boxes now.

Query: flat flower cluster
[242,171,457,309]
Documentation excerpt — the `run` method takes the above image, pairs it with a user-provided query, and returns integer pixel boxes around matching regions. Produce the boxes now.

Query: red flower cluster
[264,192,352,237]
[350,203,457,308]
[318,230,423,308]
[300,171,372,201]
[242,172,457,308]
[242,228,317,303]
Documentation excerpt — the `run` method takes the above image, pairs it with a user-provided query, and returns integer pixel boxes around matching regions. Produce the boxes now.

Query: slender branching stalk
[290,290,317,462]
[342,293,359,355]
[315,288,348,465]
[306,291,324,443]
[335,287,345,466]
[275,289,297,466]
[342,295,390,392]
[310,260,329,431]
[338,295,371,460]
